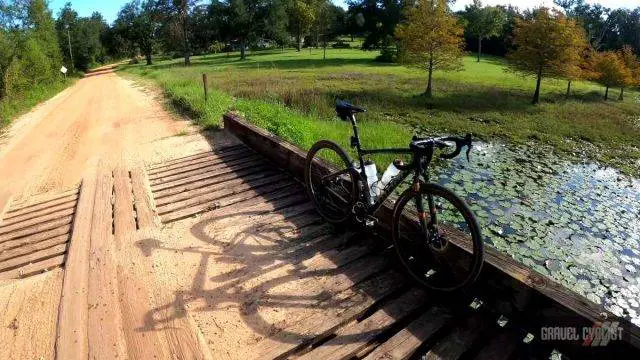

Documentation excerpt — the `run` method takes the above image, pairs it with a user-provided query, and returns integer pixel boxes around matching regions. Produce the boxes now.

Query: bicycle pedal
[364,216,378,227]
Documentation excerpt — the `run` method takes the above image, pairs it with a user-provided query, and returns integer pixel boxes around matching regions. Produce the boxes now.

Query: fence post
[202,73,208,103]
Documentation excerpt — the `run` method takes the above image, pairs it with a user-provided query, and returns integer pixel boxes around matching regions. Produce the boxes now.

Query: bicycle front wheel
[392,183,484,291]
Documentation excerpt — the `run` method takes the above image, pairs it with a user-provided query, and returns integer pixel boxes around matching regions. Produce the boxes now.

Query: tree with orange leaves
[617,45,640,100]
[395,0,465,98]
[592,51,632,100]
[507,8,587,104]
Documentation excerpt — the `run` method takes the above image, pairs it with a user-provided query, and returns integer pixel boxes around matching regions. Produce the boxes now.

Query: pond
[430,142,640,326]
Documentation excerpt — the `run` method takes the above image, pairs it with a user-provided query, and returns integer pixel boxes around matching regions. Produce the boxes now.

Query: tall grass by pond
[121,48,640,176]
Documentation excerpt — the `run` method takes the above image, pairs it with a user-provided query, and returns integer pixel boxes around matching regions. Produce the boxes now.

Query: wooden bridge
[0,113,639,359]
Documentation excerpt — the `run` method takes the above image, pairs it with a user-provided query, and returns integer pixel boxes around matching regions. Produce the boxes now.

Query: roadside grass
[0,78,76,130]
[121,48,640,175]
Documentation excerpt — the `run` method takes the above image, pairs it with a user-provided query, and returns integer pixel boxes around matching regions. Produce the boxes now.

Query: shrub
[374,46,398,63]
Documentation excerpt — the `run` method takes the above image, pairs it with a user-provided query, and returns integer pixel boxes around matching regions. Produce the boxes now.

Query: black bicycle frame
[346,114,432,215]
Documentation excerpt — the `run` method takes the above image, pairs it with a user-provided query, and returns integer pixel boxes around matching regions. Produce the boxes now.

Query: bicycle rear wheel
[392,183,483,291]
[305,140,358,224]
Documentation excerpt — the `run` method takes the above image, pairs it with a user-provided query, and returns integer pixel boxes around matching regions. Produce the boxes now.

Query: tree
[554,0,613,50]
[288,0,316,51]
[507,8,587,104]
[395,0,464,98]
[348,0,404,50]
[616,45,639,100]
[222,0,280,60]
[313,0,343,58]
[114,0,160,65]
[156,0,197,66]
[593,51,632,100]
[56,4,109,72]
[0,0,63,99]
[462,0,506,62]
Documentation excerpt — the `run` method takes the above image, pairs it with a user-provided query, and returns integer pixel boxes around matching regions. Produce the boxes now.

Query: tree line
[1,0,639,106]
[395,1,640,104]
[105,0,348,65]
[1,0,62,100]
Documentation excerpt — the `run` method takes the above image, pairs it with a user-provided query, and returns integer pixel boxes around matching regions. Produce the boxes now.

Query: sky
[48,0,639,25]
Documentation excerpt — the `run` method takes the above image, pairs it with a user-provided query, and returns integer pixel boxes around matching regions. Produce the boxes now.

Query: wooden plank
[7,187,78,211]
[160,179,298,223]
[55,176,97,360]
[5,193,78,219]
[0,234,69,263]
[0,200,76,228]
[362,306,454,360]
[11,186,80,210]
[157,173,291,215]
[0,268,63,360]
[116,255,213,360]
[113,167,136,244]
[251,271,405,360]
[150,155,263,185]
[87,166,127,359]
[0,215,73,243]
[0,242,68,272]
[473,330,518,360]
[148,146,252,176]
[153,163,270,199]
[422,315,490,360]
[148,148,255,180]
[0,190,11,221]
[148,147,248,172]
[116,236,171,359]
[151,158,270,193]
[0,207,75,236]
[198,188,307,224]
[0,224,72,253]
[147,144,245,170]
[205,202,317,242]
[298,288,428,360]
[0,254,65,280]
[130,167,158,229]
[155,169,280,207]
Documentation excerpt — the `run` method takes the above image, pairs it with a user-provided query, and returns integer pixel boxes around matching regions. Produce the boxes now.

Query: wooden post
[202,73,208,103]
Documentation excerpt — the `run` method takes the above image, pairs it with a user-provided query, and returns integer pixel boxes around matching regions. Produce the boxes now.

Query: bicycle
[304,101,484,291]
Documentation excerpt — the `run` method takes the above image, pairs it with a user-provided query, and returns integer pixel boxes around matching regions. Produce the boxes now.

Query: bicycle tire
[391,183,484,291]
[305,140,359,224]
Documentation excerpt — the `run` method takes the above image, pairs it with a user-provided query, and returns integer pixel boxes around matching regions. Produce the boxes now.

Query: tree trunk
[532,66,542,104]
[604,86,609,100]
[145,52,152,66]
[183,15,190,66]
[425,55,433,98]
[351,34,354,41]
[240,38,246,60]
[566,80,571,97]
[618,87,624,101]
[477,37,482,62]
[296,33,302,51]
[323,43,326,60]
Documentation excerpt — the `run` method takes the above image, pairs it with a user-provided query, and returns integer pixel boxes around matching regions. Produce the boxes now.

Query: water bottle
[363,161,378,205]
[379,161,401,190]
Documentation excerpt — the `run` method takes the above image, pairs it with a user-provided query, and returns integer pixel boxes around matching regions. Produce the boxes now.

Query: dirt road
[0,68,188,201]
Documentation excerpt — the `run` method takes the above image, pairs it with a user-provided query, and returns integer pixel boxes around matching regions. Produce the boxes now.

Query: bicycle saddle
[335,100,366,120]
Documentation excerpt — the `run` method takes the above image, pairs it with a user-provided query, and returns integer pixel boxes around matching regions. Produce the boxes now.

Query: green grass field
[121,47,640,175]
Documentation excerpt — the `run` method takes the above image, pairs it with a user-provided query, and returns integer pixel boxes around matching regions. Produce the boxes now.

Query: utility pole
[65,24,73,70]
